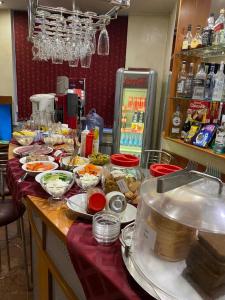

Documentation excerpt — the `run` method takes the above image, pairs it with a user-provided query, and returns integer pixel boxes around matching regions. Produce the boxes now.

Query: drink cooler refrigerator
[113,68,157,167]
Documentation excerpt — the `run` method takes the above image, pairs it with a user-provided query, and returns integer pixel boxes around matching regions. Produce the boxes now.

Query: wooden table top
[8,143,75,241]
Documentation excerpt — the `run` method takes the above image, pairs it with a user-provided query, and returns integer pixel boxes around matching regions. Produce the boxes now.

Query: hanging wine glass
[97,24,109,56]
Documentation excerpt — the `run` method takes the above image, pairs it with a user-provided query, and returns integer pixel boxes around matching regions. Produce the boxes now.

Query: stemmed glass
[97,24,109,56]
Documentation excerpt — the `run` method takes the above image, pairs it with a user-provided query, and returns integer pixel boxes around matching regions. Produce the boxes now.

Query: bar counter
[7,144,152,300]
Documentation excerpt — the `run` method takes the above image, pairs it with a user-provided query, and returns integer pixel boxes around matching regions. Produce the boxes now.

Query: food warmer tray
[120,223,225,300]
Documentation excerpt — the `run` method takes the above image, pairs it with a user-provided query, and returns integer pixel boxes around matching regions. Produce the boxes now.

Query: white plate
[19,156,55,164]
[66,193,137,224]
[35,170,73,183]
[22,161,58,176]
[13,145,53,156]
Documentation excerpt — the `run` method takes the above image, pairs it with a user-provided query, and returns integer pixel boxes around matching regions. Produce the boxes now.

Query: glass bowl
[13,135,35,146]
[39,170,74,201]
[88,153,110,166]
[73,164,102,190]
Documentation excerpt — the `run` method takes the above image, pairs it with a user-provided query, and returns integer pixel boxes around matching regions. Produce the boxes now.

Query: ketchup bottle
[85,130,94,157]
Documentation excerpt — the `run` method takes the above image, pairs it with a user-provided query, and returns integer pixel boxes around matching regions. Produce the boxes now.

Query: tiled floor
[0,211,32,300]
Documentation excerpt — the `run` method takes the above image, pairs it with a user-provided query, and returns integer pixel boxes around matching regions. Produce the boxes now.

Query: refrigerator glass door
[119,87,147,158]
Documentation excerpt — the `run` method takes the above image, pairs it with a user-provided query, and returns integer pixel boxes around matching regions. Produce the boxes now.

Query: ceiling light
[0,1,5,5]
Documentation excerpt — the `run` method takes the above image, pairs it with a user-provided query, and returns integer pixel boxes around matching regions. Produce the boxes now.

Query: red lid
[110,154,139,167]
[150,163,182,177]
[88,193,106,213]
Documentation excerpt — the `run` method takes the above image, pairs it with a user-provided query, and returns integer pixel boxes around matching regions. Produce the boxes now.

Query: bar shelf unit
[176,44,225,59]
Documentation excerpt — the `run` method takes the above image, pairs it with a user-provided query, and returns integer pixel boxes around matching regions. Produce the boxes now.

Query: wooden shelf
[165,136,225,160]
[171,97,221,103]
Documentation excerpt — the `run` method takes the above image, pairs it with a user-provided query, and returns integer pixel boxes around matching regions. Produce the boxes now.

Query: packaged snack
[184,123,201,143]
[189,100,211,123]
[192,124,216,148]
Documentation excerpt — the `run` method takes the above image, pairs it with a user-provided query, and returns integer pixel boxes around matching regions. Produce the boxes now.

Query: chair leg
[29,223,33,285]
[5,226,11,270]
[20,217,32,291]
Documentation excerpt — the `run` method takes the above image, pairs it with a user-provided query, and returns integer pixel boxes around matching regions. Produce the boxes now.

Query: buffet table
[7,143,153,300]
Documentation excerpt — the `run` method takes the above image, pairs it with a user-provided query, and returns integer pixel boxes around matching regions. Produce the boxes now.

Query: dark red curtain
[13,11,128,127]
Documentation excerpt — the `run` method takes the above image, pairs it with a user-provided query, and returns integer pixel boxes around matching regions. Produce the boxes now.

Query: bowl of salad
[22,161,58,176]
[38,170,74,201]
[73,164,102,190]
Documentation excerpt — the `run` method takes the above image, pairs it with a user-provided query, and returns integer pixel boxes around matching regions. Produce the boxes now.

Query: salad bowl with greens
[37,170,74,202]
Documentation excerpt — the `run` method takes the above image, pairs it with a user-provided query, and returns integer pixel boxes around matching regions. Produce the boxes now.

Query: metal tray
[120,224,225,300]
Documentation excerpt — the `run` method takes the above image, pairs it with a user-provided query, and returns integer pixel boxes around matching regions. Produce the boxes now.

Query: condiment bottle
[80,127,89,157]
[87,188,106,214]
[85,130,94,157]
[93,127,99,153]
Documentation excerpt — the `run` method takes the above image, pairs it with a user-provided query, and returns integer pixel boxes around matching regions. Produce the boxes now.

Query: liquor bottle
[182,24,193,50]
[191,25,202,49]
[192,63,207,100]
[181,109,192,139]
[214,124,225,154]
[213,9,225,45]
[170,105,183,138]
[183,62,194,98]
[176,61,187,97]
[204,63,215,100]
[212,61,225,101]
[202,13,215,46]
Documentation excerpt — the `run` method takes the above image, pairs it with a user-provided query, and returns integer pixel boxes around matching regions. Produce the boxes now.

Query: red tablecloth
[67,222,154,300]
[6,157,154,300]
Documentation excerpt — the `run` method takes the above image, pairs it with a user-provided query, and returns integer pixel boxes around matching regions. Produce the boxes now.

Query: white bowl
[61,156,89,170]
[22,161,58,176]
[14,135,35,146]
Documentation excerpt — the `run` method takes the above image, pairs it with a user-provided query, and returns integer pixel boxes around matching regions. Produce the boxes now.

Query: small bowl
[13,135,35,146]
[88,153,110,166]
[73,164,102,190]
[38,170,74,201]
[22,161,58,176]
[60,155,89,170]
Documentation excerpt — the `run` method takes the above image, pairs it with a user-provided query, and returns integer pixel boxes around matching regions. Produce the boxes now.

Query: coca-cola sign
[123,76,148,88]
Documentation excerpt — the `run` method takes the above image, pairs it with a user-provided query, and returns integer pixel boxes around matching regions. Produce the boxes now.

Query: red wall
[14,11,128,127]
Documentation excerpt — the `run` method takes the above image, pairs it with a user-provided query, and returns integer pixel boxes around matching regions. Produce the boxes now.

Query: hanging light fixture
[27,0,130,68]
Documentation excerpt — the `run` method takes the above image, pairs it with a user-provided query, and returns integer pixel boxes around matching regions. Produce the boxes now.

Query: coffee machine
[55,78,86,130]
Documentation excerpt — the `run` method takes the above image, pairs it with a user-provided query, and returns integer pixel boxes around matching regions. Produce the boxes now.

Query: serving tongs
[156,161,223,195]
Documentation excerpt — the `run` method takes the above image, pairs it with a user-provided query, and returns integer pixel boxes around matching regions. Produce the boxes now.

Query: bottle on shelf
[204,63,215,100]
[183,62,194,98]
[212,61,225,101]
[176,61,187,97]
[182,24,193,50]
[192,63,207,100]
[181,109,192,139]
[214,124,225,154]
[190,25,202,49]
[202,13,215,47]
[170,105,183,138]
[213,9,225,45]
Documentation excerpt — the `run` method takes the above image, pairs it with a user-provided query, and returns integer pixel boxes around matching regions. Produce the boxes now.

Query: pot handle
[189,170,223,195]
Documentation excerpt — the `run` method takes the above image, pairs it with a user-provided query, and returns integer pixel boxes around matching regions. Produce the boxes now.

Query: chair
[144,149,174,169]
[0,148,32,291]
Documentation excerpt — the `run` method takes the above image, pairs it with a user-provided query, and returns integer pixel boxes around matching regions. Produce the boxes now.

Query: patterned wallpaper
[13,11,128,127]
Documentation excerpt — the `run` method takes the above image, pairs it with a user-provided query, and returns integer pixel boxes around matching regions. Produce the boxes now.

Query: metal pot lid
[141,177,225,234]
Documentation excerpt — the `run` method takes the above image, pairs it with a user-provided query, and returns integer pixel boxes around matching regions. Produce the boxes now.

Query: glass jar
[102,154,143,204]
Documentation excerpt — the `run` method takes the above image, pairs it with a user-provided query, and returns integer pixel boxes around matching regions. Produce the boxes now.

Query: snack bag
[192,124,216,148]
[184,123,201,143]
